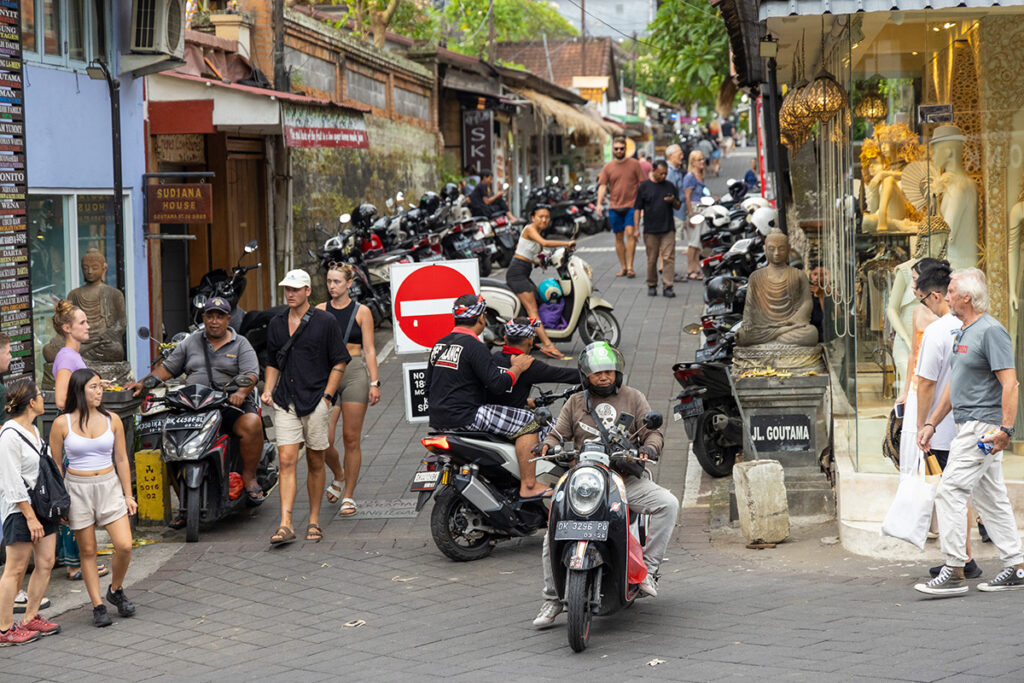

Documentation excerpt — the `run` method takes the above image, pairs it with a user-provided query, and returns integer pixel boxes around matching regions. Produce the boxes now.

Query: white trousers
[542,475,679,599]
[935,420,1024,567]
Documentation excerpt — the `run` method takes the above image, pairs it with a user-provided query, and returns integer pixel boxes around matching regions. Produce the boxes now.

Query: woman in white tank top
[49,369,137,627]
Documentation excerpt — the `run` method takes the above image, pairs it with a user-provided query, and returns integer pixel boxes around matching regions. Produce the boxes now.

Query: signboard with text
[0,3,31,381]
[145,183,213,224]
[462,109,492,173]
[390,260,480,355]
[749,414,812,452]
[283,104,370,149]
[402,362,430,423]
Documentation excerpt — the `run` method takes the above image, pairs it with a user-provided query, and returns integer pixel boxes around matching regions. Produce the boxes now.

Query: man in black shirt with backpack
[426,295,549,499]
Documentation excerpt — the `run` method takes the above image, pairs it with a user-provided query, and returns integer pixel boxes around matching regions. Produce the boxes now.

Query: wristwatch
[1000,426,1015,438]
[323,392,335,402]
[370,380,381,388]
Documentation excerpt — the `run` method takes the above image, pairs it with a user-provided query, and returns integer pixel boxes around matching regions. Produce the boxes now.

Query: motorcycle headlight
[180,413,222,460]
[567,467,605,517]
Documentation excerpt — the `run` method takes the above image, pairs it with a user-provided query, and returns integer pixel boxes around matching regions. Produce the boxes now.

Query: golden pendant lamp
[855,91,887,124]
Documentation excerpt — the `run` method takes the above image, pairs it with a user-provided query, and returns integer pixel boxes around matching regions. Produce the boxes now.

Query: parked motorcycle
[481,246,620,347]
[189,240,261,331]
[539,408,664,652]
[137,375,279,542]
[673,344,743,477]
[409,385,581,561]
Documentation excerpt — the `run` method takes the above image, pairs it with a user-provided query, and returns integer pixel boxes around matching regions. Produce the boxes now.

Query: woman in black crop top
[315,265,380,516]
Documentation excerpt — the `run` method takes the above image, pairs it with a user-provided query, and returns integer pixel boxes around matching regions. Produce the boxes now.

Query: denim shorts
[607,208,635,234]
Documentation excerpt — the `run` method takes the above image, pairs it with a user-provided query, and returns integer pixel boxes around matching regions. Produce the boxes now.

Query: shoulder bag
[7,428,71,522]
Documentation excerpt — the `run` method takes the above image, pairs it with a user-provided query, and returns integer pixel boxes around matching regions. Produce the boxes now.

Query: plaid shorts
[468,404,538,439]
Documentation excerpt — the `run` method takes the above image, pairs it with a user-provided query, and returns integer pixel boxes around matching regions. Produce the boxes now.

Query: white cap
[278,269,311,288]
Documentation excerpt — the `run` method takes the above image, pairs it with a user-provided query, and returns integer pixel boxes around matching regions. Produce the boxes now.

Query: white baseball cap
[278,269,311,288]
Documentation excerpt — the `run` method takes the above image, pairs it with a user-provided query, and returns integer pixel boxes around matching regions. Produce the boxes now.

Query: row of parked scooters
[672,182,781,479]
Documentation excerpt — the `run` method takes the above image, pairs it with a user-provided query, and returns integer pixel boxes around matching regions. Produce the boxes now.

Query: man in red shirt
[596,136,647,278]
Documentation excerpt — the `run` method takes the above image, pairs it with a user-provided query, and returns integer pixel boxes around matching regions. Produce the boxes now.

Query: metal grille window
[394,86,428,121]
[347,70,387,110]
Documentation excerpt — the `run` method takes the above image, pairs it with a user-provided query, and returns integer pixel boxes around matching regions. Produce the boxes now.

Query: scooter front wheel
[184,485,201,543]
[578,308,621,347]
[566,569,593,652]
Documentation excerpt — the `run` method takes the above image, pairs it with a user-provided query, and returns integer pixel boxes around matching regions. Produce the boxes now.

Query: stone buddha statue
[67,249,126,363]
[738,230,819,348]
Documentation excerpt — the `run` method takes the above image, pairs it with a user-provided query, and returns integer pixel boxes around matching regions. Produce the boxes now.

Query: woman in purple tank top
[51,300,90,411]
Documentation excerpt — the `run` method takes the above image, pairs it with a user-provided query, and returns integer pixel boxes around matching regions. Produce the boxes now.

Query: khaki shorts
[275,399,331,450]
[65,469,129,531]
[334,354,370,405]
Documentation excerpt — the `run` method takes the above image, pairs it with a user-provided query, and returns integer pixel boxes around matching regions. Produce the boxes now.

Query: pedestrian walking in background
[682,150,711,281]
[721,118,736,157]
[634,160,681,298]
[49,369,137,627]
[596,135,646,279]
[666,144,699,282]
[316,265,381,518]
[637,150,653,177]
[916,269,1023,595]
[0,380,59,645]
[262,269,349,545]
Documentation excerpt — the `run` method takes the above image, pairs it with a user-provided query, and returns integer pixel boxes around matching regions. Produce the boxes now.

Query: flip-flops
[68,564,109,581]
[626,270,636,278]
[519,488,554,502]
[325,479,345,504]
[339,498,357,517]
[246,487,265,506]
[270,526,296,546]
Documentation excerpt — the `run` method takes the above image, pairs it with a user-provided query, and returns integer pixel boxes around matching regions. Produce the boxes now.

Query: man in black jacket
[489,318,578,409]
[426,295,549,498]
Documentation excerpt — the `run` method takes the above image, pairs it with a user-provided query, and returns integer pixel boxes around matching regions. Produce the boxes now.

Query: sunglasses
[612,147,625,151]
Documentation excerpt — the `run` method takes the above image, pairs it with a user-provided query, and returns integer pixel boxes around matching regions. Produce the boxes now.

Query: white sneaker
[639,574,659,598]
[532,599,563,629]
[13,590,50,614]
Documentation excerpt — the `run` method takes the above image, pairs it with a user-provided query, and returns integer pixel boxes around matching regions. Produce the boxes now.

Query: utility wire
[561,0,718,50]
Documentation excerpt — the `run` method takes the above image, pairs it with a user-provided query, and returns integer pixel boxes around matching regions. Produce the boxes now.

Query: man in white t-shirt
[915,265,982,579]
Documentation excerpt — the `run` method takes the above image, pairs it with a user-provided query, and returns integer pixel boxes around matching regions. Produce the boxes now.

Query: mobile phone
[894,403,905,419]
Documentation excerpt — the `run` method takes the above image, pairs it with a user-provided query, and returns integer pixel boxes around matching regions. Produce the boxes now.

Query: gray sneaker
[532,599,563,629]
[978,565,1024,592]
[639,574,659,597]
[914,565,968,596]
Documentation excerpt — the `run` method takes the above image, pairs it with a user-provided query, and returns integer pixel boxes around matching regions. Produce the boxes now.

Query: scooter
[540,408,664,652]
[480,247,620,347]
[137,375,279,542]
[673,348,743,477]
[409,386,580,562]
[189,240,261,331]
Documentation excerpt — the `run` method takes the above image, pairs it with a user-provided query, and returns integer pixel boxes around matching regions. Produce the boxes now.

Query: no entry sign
[391,259,480,354]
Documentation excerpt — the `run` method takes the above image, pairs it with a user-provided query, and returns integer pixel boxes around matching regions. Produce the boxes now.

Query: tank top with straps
[64,413,114,471]
[325,299,364,347]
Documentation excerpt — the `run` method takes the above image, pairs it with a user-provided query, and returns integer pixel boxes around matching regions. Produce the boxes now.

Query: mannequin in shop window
[929,125,978,270]
[860,123,924,233]
[1008,181,1024,431]
[67,249,126,363]
[886,218,950,396]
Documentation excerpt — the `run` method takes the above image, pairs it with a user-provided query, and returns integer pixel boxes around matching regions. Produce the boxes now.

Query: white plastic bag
[880,452,939,549]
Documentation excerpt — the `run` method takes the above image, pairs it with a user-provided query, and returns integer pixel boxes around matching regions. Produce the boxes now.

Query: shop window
[22,0,109,69]
[394,86,428,121]
[347,70,387,110]
[28,194,69,386]
[76,194,118,285]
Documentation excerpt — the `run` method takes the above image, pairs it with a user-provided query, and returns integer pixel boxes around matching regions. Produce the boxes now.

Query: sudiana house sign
[283,104,370,149]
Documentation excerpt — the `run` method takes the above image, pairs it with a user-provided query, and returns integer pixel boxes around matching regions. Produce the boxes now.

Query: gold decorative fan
[900,160,940,211]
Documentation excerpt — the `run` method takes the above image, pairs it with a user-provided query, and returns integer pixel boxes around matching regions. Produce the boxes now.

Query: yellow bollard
[134,449,169,524]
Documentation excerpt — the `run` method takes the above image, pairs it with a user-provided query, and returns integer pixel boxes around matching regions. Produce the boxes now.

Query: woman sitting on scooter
[316,264,381,518]
[48,369,137,628]
[505,205,575,360]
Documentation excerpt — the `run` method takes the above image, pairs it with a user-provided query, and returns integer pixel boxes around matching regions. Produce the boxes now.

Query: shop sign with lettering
[146,183,213,224]
[283,104,370,149]
[462,109,492,172]
[749,414,812,452]
[154,134,206,164]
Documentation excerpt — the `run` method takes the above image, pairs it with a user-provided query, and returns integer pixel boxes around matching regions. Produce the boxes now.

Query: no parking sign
[390,259,481,355]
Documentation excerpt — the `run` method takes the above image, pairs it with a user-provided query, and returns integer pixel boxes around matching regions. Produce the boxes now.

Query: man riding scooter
[426,294,549,499]
[532,341,679,628]
[128,297,265,513]
[488,318,579,410]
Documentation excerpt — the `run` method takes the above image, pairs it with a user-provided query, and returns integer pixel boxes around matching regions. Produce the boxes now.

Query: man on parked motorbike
[426,295,549,499]
[488,318,579,410]
[532,342,679,628]
[468,169,516,222]
[128,298,265,505]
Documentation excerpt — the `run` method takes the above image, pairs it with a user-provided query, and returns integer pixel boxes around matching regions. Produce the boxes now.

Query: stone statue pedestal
[731,343,826,376]
[730,374,834,519]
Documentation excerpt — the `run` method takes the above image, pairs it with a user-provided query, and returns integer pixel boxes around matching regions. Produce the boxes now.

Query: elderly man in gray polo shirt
[916,268,1023,596]
[129,297,265,504]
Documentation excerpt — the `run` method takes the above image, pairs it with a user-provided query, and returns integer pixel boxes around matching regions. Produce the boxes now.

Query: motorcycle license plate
[137,418,166,436]
[163,413,209,430]
[674,397,704,420]
[706,303,727,316]
[554,520,609,541]
[409,470,440,492]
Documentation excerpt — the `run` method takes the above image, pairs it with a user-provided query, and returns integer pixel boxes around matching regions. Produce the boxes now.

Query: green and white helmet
[578,341,624,395]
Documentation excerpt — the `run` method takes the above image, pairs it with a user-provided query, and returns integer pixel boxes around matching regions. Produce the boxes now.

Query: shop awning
[511,88,610,143]
[759,0,1024,19]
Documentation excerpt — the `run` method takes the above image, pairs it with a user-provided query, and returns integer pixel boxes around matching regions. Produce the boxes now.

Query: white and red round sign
[391,259,481,354]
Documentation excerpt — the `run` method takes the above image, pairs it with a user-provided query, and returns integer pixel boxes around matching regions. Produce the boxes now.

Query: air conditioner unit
[130,0,185,58]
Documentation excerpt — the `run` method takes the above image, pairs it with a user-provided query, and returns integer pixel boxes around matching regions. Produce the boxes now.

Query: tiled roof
[495,38,619,100]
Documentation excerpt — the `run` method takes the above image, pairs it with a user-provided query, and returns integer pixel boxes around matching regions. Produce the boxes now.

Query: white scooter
[480,246,620,347]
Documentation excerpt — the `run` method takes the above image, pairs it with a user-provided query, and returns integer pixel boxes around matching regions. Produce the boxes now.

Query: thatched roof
[512,88,610,144]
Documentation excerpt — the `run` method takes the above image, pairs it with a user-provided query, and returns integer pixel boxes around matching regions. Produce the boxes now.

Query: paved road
[17,149,1022,682]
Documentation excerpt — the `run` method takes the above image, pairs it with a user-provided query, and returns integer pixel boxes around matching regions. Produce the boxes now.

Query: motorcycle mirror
[689,214,705,226]
[551,176,559,184]
[192,294,207,309]
[137,326,151,340]
[517,176,524,184]
[642,411,664,431]
[534,407,553,427]
[700,197,715,207]
[544,175,551,182]
[244,240,258,253]
[340,213,352,224]
[232,374,255,388]
[386,198,394,209]
[683,323,702,335]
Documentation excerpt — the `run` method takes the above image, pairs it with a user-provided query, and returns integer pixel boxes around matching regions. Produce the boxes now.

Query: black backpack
[6,427,71,522]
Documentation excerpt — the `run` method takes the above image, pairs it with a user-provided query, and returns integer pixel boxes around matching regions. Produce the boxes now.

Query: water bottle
[977,429,1000,454]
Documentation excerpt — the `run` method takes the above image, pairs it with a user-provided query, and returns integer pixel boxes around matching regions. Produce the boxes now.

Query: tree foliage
[339,0,403,49]
[440,0,577,59]
[641,0,730,108]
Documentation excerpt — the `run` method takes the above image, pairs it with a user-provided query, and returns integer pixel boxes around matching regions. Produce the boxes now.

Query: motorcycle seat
[430,430,512,445]
[480,277,508,289]
[366,252,408,267]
